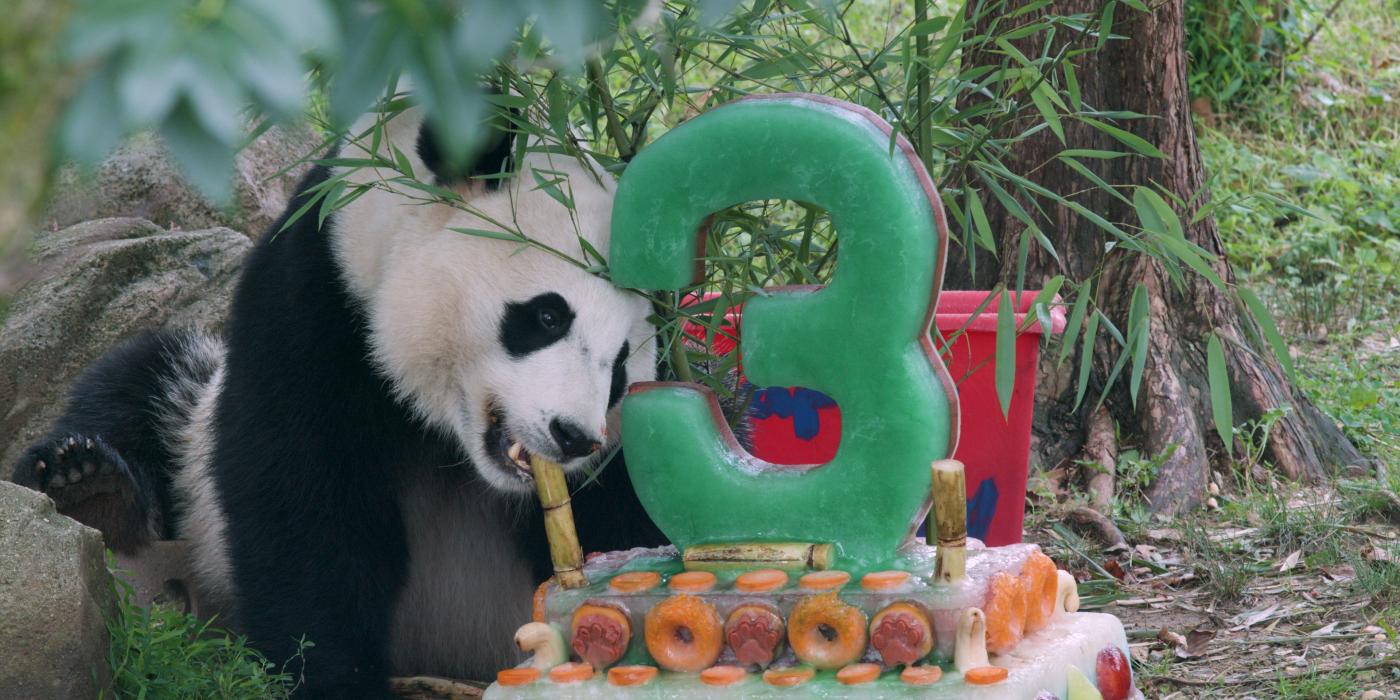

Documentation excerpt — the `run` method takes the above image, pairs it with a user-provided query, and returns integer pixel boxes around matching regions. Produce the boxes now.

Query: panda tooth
[508,441,525,464]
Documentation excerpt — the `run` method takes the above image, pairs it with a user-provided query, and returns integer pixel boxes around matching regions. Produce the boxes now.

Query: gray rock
[45,123,321,238]
[0,480,115,699]
[0,218,250,472]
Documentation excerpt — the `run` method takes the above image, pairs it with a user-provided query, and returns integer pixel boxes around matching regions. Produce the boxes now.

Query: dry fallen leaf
[1278,549,1303,573]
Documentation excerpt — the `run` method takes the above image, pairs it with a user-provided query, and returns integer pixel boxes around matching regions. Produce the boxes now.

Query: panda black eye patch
[500,293,575,358]
[608,341,630,408]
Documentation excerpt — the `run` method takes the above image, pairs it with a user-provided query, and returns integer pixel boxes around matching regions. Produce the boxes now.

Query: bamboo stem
[682,542,833,572]
[932,459,967,583]
[531,454,587,589]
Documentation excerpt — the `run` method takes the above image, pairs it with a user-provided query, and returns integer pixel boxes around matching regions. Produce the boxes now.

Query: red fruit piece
[1095,645,1133,700]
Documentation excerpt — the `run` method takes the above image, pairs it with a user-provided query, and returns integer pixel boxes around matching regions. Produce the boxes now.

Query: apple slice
[1066,666,1103,700]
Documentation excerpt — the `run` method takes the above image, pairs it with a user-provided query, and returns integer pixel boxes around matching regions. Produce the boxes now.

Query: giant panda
[9,102,667,698]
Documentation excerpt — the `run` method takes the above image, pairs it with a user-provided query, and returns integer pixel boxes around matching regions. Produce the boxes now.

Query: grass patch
[103,573,303,700]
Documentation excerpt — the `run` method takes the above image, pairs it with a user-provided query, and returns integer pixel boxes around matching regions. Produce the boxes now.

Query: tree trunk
[952,0,1366,514]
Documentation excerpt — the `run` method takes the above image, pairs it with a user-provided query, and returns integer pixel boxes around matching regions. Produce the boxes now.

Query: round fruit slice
[836,663,881,685]
[901,665,943,685]
[799,570,851,591]
[700,665,747,686]
[496,668,540,686]
[735,568,789,593]
[668,571,716,593]
[607,665,658,687]
[964,665,1009,685]
[610,571,662,593]
[644,594,724,672]
[548,662,594,683]
[763,666,815,687]
[860,570,912,591]
[787,593,869,669]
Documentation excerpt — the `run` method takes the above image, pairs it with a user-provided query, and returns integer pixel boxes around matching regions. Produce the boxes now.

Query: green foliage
[103,572,304,699]
[1185,0,1303,109]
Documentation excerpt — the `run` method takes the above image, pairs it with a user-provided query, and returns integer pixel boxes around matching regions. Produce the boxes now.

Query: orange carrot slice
[964,666,1009,685]
[763,666,815,687]
[609,571,662,593]
[735,568,789,593]
[700,665,748,686]
[860,570,912,590]
[496,667,540,686]
[983,571,1028,654]
[607,665,658,687]
[799,570,851,591]
[668,571,717,593]
[836,663,881,685]
[900,665,944,685]
[548,662,594,683]
[531,579,550,623]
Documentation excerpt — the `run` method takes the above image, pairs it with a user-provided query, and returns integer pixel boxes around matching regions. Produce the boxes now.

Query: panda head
[331,105,657,494]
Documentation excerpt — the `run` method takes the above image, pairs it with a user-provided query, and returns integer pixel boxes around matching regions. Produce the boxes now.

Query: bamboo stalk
[531,454,587,589]
[683,542,833,572]
[932,459,967,583]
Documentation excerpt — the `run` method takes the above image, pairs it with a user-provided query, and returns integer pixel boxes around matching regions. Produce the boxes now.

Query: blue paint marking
[912,477,1001,540]
[749,387,837,441]
[967,478,999,541]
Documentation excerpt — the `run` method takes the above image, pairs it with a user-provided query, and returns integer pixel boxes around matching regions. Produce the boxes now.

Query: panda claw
[35,459,47,473]
[48,473,66,488]
[68,468,83,484]
[86,438,95,450]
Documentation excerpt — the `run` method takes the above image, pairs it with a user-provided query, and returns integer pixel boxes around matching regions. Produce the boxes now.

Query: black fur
[10,329,215,552]
[499,292,575,358]
[9,142,666,696]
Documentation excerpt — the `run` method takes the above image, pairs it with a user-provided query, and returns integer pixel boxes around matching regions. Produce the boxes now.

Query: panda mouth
[484,404,534,483]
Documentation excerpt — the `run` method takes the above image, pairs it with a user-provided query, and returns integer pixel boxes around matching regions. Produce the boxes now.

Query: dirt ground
[1028,486,1400,699]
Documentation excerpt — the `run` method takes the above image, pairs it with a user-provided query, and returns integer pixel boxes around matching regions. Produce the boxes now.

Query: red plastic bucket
[682,290,1064,546]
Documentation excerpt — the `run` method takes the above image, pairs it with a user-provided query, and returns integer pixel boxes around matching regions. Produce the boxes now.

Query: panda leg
[11,434,158,553]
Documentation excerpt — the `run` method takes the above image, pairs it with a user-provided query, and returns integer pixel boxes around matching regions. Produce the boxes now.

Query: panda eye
[538,308,561,331]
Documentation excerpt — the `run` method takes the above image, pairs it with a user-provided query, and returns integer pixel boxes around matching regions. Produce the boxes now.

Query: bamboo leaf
[1059,155,1132,205]
[965,188,998,253]
[1158,235,1224,287]
[1059,279,1092,365]
[1207,333,1234,452]
[996,291,1016,418]
[1073,310,1101,411]
[449,226,526,242]
[1031,82,1064,143]
[1064,59,1081,111]
[1127,283,1150,404]
[1079,117,1166,159]
[1239,287,1296,383]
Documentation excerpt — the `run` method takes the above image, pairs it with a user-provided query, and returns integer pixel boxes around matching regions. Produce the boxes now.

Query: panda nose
[549,418,601,459]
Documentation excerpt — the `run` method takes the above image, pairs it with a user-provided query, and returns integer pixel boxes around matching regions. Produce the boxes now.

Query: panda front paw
[11,434,156,552]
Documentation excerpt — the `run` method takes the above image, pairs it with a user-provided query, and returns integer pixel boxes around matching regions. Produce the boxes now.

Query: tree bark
[953,0,1366,514]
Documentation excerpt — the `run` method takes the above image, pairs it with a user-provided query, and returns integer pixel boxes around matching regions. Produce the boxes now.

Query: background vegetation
[1,0,1394,696]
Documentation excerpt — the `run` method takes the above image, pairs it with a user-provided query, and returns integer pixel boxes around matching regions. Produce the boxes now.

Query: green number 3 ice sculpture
[610,95,958,567]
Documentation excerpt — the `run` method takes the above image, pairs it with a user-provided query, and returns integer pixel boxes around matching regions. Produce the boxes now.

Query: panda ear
[415,102,517,190]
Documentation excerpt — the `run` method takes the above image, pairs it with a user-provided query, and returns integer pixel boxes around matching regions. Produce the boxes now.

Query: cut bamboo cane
[531,454,587,589]
[931,459,967,584]
[682,542,833,572]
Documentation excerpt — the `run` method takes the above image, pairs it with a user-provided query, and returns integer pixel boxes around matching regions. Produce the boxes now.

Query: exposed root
[389,676,483,699]
[1082,405,1118,514]
[1062,505,1128,551]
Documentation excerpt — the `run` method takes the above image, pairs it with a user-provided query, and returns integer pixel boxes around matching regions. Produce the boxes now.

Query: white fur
[331,106,657,492]
[172,362,235,615]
